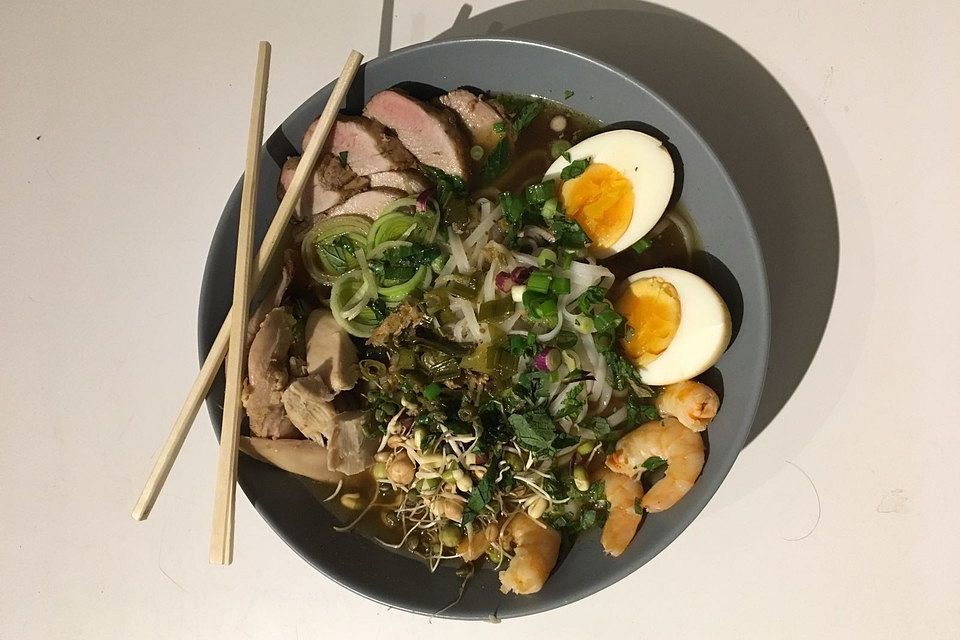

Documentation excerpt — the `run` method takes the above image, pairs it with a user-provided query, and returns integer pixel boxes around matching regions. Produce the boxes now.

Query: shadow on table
[425,0,839,447]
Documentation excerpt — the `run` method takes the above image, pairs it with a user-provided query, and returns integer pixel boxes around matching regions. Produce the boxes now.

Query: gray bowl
[199,37,770,619]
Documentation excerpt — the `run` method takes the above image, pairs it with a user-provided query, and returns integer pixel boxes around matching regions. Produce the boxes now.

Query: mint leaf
[509,410,557,454]
[463,466,496,524]
[642,456,667,471]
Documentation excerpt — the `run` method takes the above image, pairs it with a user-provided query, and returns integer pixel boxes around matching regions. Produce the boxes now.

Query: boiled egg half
[544,129,674,258]
[615,267,731,386]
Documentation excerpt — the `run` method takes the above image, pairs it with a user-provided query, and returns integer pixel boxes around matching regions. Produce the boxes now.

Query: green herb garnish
[509,410,557,454]
[560,157,591,180]
[632,238,652,255]
[642,456,667,471]
[337,150,348,167]
[513,101,544,132]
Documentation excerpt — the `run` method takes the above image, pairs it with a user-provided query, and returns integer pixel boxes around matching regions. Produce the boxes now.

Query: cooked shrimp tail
[606,417,705,512]
[656,380,720,431]
[597,469,644,556]
[498,514,561,594]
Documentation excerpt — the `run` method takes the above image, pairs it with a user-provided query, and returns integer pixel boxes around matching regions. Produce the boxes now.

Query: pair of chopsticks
[131,42,364,565]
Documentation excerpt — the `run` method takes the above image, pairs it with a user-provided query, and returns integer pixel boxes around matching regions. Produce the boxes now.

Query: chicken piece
[281,374,338,443]
[325,410,376,475]
[367,169,430,194]
[304,309,360,392]
[322,188,405,220]
[302,115,415,176]
[239,436,346,484]
[280,155,369,219]
[363,89,471,179]
[439,89,513,156]
[245,250,295,349]
[242,308,299,438]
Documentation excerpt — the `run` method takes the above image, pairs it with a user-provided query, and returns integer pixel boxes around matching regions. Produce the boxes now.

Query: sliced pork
[280,155,369,219]
[302,115,415,176]
[439,89,513,155]
[242,308,299,439]
[304,309,360,393]
[323,188,405,219]
[363,89,471,179]
[368,169,430,194]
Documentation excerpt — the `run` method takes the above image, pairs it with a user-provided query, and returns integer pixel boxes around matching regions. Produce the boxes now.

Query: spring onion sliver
[550,276,571,295]
[541,197,558,220]
[538,248,557,267]
[526,270,553,294]
[330,269,377,337]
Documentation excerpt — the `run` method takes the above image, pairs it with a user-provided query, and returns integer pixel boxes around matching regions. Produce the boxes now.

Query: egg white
[544,129,675,258]
[622,267,731,386]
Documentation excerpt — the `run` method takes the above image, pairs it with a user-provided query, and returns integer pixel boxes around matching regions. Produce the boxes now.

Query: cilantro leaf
[482,137,510,182]
[513,101,544,132]
[550,216,589,248]
[560,157,591,180]
[420,164,467,210]
[564,89,575,100]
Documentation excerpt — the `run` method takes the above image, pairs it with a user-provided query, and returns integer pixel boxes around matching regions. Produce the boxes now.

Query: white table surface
[2,1,958,637]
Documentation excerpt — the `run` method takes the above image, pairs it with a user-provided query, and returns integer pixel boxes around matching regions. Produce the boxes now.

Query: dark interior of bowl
[199,37,770,619]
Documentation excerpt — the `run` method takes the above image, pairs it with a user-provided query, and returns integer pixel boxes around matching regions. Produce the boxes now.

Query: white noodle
[448,231,471,273]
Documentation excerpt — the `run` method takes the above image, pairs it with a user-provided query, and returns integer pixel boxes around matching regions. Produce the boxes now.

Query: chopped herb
[420,164,467,210]
[513,101,544,132]
[550,216,589,248]
[583,416,611,439]
[337,150,348,167]
[634,498,644,515]
[509,409,557,454]
[642,455,667,471]
[563,89,575,100]
[492,121,506,134]
[508,332,539,358]
[554,383,585,420]
[632,238,652,255]
[368,297,388,322]
[560,157,591,180]
[627,395,660,424]
[577,286,607,315]
[463,468,496,524]
[561,151,572,162]
[482,137,510,182]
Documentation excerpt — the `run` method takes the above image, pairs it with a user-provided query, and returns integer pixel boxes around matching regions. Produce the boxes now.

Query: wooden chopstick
[131,49,364,522]
[208,41,272,565]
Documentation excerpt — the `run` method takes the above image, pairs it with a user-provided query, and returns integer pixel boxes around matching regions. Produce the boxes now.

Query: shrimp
[457,522,498,561]
[597,468,644,557]
[606,417,705,513]
[498,514,561,594]
[656,380,720,432]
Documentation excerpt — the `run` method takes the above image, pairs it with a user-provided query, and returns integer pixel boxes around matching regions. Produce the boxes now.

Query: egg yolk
[615,277,681,366]
[560,163,634,249]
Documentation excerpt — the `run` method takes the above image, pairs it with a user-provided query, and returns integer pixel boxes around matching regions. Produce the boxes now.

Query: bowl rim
[200,34,771,618]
